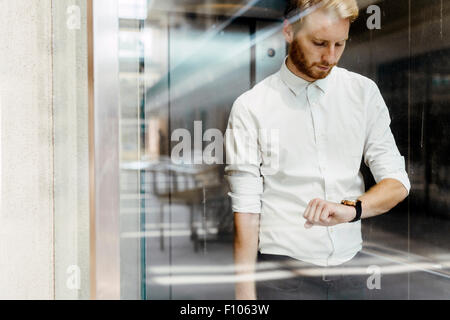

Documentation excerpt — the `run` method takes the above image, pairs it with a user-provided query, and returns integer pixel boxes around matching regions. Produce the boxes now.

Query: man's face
[286,9,350,81]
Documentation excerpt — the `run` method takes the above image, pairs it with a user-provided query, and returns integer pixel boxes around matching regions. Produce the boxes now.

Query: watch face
[341,200,357,206]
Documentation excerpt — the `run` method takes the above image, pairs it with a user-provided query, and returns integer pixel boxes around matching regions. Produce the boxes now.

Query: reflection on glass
[117,0,450,300]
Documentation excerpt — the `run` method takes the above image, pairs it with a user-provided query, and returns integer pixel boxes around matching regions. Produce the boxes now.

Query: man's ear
[282,19,294,44]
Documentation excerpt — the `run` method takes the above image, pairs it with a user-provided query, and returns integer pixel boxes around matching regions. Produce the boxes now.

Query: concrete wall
[0,0,54,299]
[0,0,91,299]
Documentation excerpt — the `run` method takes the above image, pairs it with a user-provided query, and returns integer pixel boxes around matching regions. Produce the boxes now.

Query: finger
[303,198,316,221]
[302,201,312,221]
[303,210,313,228]
[319,206,331,224]
[304,220,314,229]
[321,208,331,225]
[306,199,319,224]
[313,201,326,224]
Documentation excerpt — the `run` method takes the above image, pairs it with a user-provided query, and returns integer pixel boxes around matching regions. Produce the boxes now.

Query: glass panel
[115,0,450,300]
[118,0,286,300]
[167,15,251,300]
[339,0,450,299]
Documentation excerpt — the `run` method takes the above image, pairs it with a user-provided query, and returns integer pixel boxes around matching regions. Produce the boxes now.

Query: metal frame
[88,0,121,300]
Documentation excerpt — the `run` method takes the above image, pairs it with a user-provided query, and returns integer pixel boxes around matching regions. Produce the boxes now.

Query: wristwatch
[340,199,362,222]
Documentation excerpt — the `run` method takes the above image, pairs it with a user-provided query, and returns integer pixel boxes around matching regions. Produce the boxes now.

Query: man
[224,0,410,300]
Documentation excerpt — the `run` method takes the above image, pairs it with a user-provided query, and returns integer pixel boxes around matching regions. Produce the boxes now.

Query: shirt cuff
[228,192,262,214]
[377,171,411,196]
[226,175,263,214]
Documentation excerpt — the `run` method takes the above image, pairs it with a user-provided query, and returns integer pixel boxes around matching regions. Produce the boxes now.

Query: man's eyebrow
[312,37,348,41]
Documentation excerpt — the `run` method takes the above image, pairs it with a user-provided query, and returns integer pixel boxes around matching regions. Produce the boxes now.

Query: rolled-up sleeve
[363,83,411,195]
[224,97,263,213]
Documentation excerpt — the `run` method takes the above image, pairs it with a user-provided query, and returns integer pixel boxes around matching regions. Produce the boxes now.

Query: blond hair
[285,0,359,26]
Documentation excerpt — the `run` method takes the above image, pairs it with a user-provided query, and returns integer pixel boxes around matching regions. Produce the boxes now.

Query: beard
[289,38,335,80]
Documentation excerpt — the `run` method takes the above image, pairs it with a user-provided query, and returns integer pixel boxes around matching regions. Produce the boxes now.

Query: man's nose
[322,46,337,65]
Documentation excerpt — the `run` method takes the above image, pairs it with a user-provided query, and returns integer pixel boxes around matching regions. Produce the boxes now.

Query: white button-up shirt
[224,57,411,266]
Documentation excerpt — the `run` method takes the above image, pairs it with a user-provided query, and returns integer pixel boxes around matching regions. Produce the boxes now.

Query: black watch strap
[349,200,362,222]
[341,199,362,223]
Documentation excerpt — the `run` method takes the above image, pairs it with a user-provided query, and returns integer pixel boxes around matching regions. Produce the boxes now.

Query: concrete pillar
[0,0,54,299]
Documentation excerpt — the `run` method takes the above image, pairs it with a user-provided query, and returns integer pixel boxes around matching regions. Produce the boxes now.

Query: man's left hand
[302,198,356,229]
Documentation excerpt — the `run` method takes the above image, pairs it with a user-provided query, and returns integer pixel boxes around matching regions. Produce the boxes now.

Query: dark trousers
[256,251,372,300]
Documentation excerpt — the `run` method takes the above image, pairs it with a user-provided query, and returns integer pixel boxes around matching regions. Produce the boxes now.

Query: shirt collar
[280,56,334,96]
